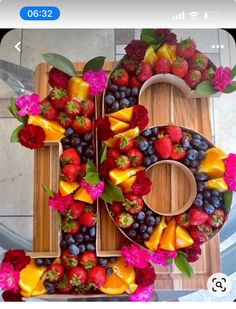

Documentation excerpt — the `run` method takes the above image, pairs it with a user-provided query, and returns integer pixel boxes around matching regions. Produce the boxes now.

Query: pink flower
[121,244,150,269]
[16,93,41,116]
[211,66,232,92]
[83,69,108,95]
[49,193,73,214]
[129,285,154,302]
[0,263,20,293]
[81,179,105,199]
[224,153,236,191]
[151,249,177,266]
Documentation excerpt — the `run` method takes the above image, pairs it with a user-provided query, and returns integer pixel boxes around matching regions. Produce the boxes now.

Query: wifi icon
[189,11,199,19]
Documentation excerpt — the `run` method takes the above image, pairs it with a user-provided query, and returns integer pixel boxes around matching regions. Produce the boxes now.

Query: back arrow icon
[15,41,21,52]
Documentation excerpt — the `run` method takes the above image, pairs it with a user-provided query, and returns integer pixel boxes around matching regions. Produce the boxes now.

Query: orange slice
[109,166,145,185]
[105,127,140,148]
[31,274,47,296]
[109,107,133,123]
[74,187,93,204]
[111,257,136,286]
[144,46,158,67]
[59,180,80,196]
[120,175,137,193]
[100,271,128,295]
[159,218,176,251]
[199,147,227,178]
[109,117,129,133]
[156,43,172,63]
[206,178,228,192]
[205,147,228,160]
[145,216,167,251]
[175,226,194,249]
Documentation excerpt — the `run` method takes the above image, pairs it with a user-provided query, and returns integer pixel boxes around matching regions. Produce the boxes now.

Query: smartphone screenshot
[0,1,236,304]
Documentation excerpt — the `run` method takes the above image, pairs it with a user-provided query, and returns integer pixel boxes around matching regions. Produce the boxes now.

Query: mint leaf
[42,53,76,77]
[102,182,124,204]
[10,124,24,143]
[86,160,97,174]
[141,29,163,50]
[83,56,106,73]
[223,81,236,93]
[230,65,236,79]
[8,98,28,124]
[42,184,55,198]
[174,254,193,278]
[224,191,233,213]
[196,80,216,96]
[100,143,107,163]
[85,172,100,185]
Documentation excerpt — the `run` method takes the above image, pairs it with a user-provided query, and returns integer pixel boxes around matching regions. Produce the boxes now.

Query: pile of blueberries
[61,127,95,162]
[138,127,159,168]
[105,84,139,113]
[194,186,224,215]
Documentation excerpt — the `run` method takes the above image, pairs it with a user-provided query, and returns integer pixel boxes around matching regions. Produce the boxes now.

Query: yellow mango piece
[199,147,227,178]
[144,46,158,67]
[156,43,172,63]
[59,180,80,196]
[109,107,134,123]
[100,271,128,295]
[109,117,129,133]
[31,274,47,296]
[120,175,137,193]
[68,76,90,100]
[175,226,194,250]
[105,127,140,148]
[74,187,93,204]
[28,115,65,141]
[105,137,116,148]
[159,218,176,251]
[167,44,177,62]
[109,167,145,185]
[205,147,228,160]
[206,178,228,192]
[145,216,167,251]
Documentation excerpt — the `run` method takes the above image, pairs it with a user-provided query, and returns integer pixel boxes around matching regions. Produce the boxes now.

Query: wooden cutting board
[34,62,221,291]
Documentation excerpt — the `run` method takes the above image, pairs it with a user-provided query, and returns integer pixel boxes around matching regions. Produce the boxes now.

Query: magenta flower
[211,66,232,92]
[0,263,20,293]
[49,193,73,214]
[129,285,154,302]
[224,153,236,191]
[16,93,41,116]
[151,249,177,266]
[121,244,150,269]
[83,69,108,95]
[81,178,105,200]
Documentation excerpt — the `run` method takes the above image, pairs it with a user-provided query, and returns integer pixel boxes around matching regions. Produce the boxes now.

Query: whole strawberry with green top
[50,87,70,110]
[189,52,208,71]
[40,98,58,120]
[87,266,106,288]
[114,212,134,228]
[123,193,144,214]
[68,266,87,287]
[111,68,129,87]
[155,136,172,159]
[184,69,201,89]
[176,38,196,60]
[72,116,92,134]
[46,264,65,283]
[65,99,81,118]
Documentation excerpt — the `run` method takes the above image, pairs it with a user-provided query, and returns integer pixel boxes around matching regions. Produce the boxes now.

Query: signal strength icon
[189,11,199,19]
[172,12,185,20]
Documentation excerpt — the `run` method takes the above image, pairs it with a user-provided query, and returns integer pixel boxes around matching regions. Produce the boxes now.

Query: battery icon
[204,11,220,20]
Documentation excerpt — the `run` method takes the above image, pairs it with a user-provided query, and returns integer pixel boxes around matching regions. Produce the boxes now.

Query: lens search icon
[207,273,231,297]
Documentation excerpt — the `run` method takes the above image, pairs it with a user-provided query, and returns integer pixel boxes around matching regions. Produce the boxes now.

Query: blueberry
[131,88,139,96]
[146,210,153,216]
[81,226,87,233]
[191,139,201,148]
[84,235,90,242]
[125,88,131,96]
[190,160,199,168]
[143,156,152,167]
[192,133,201,140]
[204,204,215,214]
[119,86,127,92]
[131,223,139,229]
[181,138,190,149]
[210,196,221,208]
[109,84,118,92]
[83,133,92,142]
[61,137,71,146]
[105,94,115,105]
[189,167,197,175]
[155,216,161,225]
[127,229,137,238]
[211,189,220,197]
[35,258,44,267]
[114,92,120,99]
[147,146,155,155]
[44,258,53,266]
[86,243,96,252]
[66,128,74,137]
[63,145,71,150]
[69,244,80,256]
[60,240,67,250]
[187,149,198,161]
[78,244,86,254]
[196,173,209,182]
[72,133,79,138]
[75,233,84,243]
[139,140,149,151]
[150,136,157,144]
[85,148,94,159]
[128,97,136,105]
[143,150,149,156]
[106,267,114,276]
[136,235,143,243]
[120,98,130,108]
[76,145,83,155]
[65,234,75,245]
[89,227,96,238]
[44,280,56,294]
[145,215,156,226]
[109,257,116,263]
[99,258,108,267]
[137,211,145,221]
[199,141,209,151]
[142,233,150,240]
[203,190,211,200]
[197,182,205,192]
[142,128,152,137]
[110,102,120,112]
[151,127,158,136]
[140,224,147,233]
[194,196,203,207]
[183,158,191,166]
[80,142,88,148]
[70,137,81,147]
[146,226,154,235]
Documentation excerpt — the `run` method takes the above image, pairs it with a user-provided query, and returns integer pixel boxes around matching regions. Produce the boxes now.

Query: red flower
[129,105,149,130]
[132,171,152,196]
[19,124,46,149]
[2,290,23,302]
[135,263,156,287]
[125,40,148,61]
[99,158,115,178]
[95,117,115,141]
[182,243,202,263]
[3,249,31,272]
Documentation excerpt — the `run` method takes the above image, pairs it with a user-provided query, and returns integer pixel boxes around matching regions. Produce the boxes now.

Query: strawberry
[136,62,153,82]
[56,274,73,294]
[123,193,144,214]
[61,164,80,182]
[65,99,81,118]
[60,148,81,167]
[175,213,190,228]
[48,67,70,89]
[66,201,86,219]
[207,209,225,228]
[121,55,139,75]
[115,136,134,153]
[62,218,80,234]
[115,155,131,170]
[184,69,201,89]
[80,100,95,118]
[111,202,123,215]
[198,222,213,239]
[50,87,70,110]
[72,116,92,134]
[79,252,97,270]
[155,137,172,159]
[170,144,186,160]
[78,210,96,227]
[40,98,58,120]
[110,68,129,87]
[189,226,208,243]
[127,149,143,167]
[129,76,142,89]
[46,264,65,283]
[189,52,208,71]
[107,148,121,160]
[61,250,79,270]
[114,212,134,228]
[56,111,73,128]
[87,266,106,288]
[166,125,183,143]
[189,208,208,226]
[201,67,215,81]
[68,266,87,287]
[171,57,188,78]
[176,38,196,60]
[154,57,171,74]
[80,163,87,175]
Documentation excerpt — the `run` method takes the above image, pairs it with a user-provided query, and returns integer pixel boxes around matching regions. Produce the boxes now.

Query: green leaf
[177,250,188,258]
[140,29,163,50]
[86,160,97,174]
[101,191,113,204]
[174,254,193,278]
[223,81,236,93]
[10,124,24,143]
[41,184,55,198]
[83,56,106,73]
[85,172,100,185]
[102,182,124,204]
[8,98,28,124]
[100,143,107,163]
[42,53,76,77]
[224,191,233,212]
[230,65,236,79]
[196,80,216,96]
